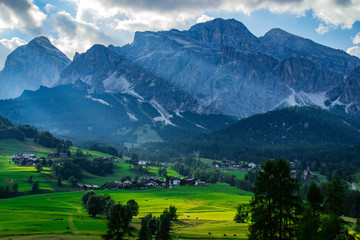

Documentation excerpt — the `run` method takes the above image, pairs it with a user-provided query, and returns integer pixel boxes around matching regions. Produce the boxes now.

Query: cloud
[67,0,360,31]
[347,46,360,58]
[315,23,329,34]
[0,37,27,50]
[196,14,214,23]
[353,32,360,45]
[44,4,56,13]
[0,37,27,70]
[48,11,115,59]
[0,0,46,34]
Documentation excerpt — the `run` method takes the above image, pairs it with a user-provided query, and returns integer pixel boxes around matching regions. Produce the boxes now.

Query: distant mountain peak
[0,36,71,99]
[186,18,264,52]
[29,36,51,45]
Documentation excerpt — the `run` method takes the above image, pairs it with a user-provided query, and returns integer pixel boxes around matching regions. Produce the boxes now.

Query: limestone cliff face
[0,36,71,99]
[273,57,343,92]
[341,66,360,104]
[260,28,360,76]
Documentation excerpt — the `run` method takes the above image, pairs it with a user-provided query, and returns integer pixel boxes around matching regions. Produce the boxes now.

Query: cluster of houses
[212,160,257,170]
[77,176,207,191]
[11,152,45,166]
[289,162,317,180]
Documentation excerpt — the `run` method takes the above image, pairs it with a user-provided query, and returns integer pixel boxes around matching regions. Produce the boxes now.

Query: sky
[0,0,360,70]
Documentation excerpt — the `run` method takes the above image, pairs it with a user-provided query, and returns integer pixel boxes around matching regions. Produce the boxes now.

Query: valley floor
[0,184,251,239]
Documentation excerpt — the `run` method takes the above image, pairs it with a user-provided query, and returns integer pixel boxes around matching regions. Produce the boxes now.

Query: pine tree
[57,174,62,187]
[306,182,323,216]
[248,158,301,240]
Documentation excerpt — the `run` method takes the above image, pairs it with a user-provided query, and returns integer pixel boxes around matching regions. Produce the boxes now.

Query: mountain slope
[0,84,234,143]
[59,44,202,114]
[201,107,360,146]
[0,36,71,99]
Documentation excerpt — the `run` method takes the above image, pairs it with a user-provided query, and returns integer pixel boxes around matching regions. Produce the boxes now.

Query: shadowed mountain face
[260,28,360,76]
[0,18,360,142]
[0,84,234,143]
[0,37,71,99]
[201,106,360,147]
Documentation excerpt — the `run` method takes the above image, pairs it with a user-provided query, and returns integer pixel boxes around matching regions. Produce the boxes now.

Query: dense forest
[0,114,72,151]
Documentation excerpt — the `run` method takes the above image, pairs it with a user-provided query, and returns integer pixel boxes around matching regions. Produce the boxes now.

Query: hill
[200,106,360,147]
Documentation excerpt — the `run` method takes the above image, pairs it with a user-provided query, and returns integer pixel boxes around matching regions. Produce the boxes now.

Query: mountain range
[0,18,359,143]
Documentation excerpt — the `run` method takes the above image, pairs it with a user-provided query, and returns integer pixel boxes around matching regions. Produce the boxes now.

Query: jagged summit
[260,27,360,75]
[186,18,264,52]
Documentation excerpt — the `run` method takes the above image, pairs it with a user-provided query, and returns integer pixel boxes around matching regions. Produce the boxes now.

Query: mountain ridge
[0,19,360,143]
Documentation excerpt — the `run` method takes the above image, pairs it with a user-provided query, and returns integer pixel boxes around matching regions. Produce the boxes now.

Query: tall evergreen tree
[306,182,323,216]
[248,158,301,240]
[324,174,345,216]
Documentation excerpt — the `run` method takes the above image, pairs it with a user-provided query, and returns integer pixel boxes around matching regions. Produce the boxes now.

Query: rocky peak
[186,18,265,52]
[260,28,360,75]
[0,36,71,99]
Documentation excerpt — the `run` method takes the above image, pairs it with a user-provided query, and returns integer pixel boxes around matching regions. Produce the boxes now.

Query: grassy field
[0,139,183,191]
[0,139,55,157]
[0,156,73,192]
[220,170,248,180]
[0,184,251,239]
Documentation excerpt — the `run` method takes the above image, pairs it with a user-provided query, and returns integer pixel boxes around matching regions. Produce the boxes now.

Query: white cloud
[0,37,27,51]
[0,37,27,70]
[347,46,360,58]
[0,0,46,34]
[67,0,360,31]
[315,23,329,34]
[196,14,214,24]
[353,32,360,45]
[44,4,56,13]
[47,11,115,59]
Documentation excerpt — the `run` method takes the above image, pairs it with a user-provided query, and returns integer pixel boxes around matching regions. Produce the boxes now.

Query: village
[77,176,207,191]
[211,160,257,170]
[10,151,321,191]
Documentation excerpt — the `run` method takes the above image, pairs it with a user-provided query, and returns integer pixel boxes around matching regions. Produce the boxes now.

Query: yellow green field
[0,184,251,239]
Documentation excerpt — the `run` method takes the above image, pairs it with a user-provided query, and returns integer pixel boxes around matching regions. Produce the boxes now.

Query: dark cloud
[51,11,78,36]
[334,0,351,6]
[0,0,45,34]
[1,0,32,12]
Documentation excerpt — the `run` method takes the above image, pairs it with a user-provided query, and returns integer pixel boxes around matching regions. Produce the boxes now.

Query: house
[247,162,257,170]
[138,161,147,166]
[195,179,206,186]
[76,184,100,191]
[212,161,220,168]
[222,160,231,167]
[168,177,181,186]
[182,177,196,185]
[59,152,68,158]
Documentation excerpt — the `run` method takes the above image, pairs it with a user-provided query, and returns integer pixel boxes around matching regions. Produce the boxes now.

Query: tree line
[238,158,359,240]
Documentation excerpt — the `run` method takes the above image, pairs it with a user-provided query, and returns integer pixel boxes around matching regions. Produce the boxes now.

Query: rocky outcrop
[273,57,343,92]
[0,36,71,99]
[260,28,360,76]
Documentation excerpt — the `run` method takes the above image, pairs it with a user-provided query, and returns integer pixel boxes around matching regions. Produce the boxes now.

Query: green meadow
[0,139,55,157]
[0,139,252,239]
[0,184,251,239]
